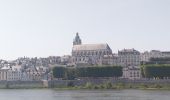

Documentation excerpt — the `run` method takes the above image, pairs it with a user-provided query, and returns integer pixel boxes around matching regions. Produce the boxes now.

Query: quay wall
[0,79,170,88]
[0,81,44,89]
[48,79,170,88]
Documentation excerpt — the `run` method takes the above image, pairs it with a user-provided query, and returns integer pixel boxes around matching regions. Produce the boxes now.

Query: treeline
[141,64,170,79]
[53,66,122,80]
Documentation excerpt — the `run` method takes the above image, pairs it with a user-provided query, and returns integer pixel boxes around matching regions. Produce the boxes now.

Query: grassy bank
[54,82,170,90]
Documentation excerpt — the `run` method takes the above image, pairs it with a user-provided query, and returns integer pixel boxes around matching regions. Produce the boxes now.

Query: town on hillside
[0,33,170,81]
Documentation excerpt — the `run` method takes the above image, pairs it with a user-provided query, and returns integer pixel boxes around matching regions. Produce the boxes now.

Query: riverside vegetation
[52,65,170,90]
[52,66,123,80]
[54,81,170,90]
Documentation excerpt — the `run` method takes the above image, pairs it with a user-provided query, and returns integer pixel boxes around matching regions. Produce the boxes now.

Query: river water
[0,89,169,100]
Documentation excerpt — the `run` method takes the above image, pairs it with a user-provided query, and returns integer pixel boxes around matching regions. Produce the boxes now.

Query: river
[0,89,169,100]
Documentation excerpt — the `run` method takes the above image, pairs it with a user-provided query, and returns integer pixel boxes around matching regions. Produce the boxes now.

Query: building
[118,49,140,67]
[140,50,162,62]
[102,54,119,65]
[162,51,170,58]
[60,55,72,65]
[118,49,141,79]
[123,66,141,80]
[0,69,8,80]
[0,65,31,81]
[72,33,113,66]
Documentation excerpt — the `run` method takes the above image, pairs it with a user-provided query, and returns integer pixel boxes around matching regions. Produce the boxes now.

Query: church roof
[72,43,111,51]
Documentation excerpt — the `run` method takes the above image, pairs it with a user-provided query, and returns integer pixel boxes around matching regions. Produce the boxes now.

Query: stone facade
[118,49,141,79]
[123,66,141,80]
[102,54,119,65]
[162,51,170,58]
[140,50,162,62]
[118,49,140,67]
[72,33,112,65]
[0,65,32,81]
[0,69,8,80]
[140,50,170,62]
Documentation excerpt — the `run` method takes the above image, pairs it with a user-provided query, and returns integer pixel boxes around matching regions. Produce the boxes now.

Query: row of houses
[0,33,169,81]
[0,64,50,81]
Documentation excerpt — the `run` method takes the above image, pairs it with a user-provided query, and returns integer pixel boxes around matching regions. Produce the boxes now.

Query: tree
[77,66,122,78]
[53,67,66,78]
[64,68,77,80]
[141,64,170,79]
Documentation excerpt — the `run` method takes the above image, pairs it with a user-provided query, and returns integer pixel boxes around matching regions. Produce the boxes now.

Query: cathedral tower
[73,32,82,45]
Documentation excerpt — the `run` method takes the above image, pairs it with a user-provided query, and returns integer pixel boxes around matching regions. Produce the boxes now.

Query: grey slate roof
[72,44,110,51]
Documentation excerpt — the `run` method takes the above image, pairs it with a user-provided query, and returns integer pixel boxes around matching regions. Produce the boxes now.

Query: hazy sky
[0,0,170,60]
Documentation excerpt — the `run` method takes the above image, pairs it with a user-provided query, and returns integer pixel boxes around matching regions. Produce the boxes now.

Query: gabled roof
[72,43,111,51]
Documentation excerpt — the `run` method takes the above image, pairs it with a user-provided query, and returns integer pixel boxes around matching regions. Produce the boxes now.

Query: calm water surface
[0,89,169,100]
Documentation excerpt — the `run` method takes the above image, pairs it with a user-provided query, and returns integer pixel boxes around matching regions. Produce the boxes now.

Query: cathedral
[71,33,113,66]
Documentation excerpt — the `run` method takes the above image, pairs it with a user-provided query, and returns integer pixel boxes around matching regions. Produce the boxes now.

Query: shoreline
[0,80,170,90]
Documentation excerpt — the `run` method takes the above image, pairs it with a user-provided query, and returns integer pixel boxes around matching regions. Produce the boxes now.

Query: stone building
[0,69,8,80]
[0,65,32,81]
[118,49,141,79]
[102,54,119,65]
[118,49,140,67]
[71,33,113,66]
[162,51,170,58]
[140,50,162,62]
[123,66,141,80]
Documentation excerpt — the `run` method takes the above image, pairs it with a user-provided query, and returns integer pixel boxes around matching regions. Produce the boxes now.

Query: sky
[0,0,170,60]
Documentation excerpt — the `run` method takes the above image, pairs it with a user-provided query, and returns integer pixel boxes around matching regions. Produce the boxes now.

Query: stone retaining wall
[0,81,44,89]
[48,79,170,88]
[1,79,170,88]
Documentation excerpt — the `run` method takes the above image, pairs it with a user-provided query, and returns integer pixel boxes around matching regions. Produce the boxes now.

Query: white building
[123,66,141,80]
[118,49,140,67]
[0,69,8,80]
[102,54,119,65]
[162,51,170,58]
[0,65,31,81]
[60,55,72,65]
[140,50,162,62]
[118,49,141,79]
[140,50,170,62]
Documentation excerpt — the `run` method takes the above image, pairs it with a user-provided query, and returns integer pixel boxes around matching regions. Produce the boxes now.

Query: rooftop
[72,43,111,51]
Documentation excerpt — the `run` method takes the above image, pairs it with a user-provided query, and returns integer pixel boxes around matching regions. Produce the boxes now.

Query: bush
[84,82,93,89]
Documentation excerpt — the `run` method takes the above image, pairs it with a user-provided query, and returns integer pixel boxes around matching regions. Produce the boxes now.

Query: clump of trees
[141,64,170,79]
[52,67,66,78]
[52,66,122,80]
[76,66,122,77]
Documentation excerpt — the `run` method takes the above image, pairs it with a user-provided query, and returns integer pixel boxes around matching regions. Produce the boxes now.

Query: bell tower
[73,32,82,45]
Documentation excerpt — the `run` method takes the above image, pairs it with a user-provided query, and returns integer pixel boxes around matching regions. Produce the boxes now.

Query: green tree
[64,68,77,80]
[53,67,66,78]
[142,64,170,79]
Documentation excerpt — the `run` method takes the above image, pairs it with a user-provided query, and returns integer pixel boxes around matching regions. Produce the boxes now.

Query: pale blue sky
[0,0,170,60]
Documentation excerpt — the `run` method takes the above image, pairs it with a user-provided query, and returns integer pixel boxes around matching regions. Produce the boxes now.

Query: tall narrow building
[73,33,82,45]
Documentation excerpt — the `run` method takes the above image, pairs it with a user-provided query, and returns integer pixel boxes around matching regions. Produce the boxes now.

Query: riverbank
[1,79,170,90]
[53,82,170,90]
[0,81,45,89]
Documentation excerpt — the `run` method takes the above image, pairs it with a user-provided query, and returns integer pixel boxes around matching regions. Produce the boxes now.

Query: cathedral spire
[73,32,82,45]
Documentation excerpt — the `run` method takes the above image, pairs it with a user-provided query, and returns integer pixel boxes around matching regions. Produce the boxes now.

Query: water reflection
[0,89,169,100]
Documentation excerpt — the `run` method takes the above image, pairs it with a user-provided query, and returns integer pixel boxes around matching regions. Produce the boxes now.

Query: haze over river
[0,89,169,100]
